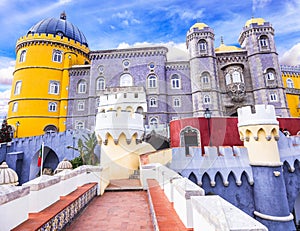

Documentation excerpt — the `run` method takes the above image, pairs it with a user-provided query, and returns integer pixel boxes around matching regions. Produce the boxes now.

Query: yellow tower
[7,12,90,138]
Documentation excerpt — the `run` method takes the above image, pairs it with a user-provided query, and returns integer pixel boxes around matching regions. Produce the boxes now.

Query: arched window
[269,93,278,102]
[171,74,181,89]
[12,102,18,112]
[259,35,269,49]
[120,73,133,86]
[149,97,157,107]
[78,80,87,93]
[148,75,157,88]
[19,50,26,62]
[44,125,58,134]
[75,121,84,129]
[286,78,294,88]
[149,117,158,126]
[49,81,60,94]
[266,70,275,81]
[48,102,57,112]
[77,101,85,111]
[203,95,211,104]
[14,81,22,95]
[173,97,181,107]
[198,39,207,52]
[202,73,210,84]
[96,77,105,90]
[52,49,63,63]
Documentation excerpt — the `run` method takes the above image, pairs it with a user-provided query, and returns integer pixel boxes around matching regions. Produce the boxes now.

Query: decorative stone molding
[254,211,294,222]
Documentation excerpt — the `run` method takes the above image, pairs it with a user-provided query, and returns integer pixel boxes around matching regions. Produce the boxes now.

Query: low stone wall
[141,163,268,231]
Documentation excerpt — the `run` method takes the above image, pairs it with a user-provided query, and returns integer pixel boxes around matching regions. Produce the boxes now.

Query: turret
[186,22,221,117]
[238,105,294,230]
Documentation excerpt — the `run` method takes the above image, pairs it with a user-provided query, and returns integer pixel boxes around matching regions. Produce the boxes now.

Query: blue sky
[0,0,300,115]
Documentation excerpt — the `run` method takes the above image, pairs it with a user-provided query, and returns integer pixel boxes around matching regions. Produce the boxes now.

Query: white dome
[54,158,73,174]
[0,162,19,185]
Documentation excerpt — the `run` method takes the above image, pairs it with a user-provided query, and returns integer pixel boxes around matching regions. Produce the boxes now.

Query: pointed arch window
[269,92,278,102]
[78,80,87,93]
[173,97,181,107]
[171,74,181,89]
[259,35,269,50]
[75,121,84,129]
[286,78,294,88]
[19,50,26,63]
[148,75,157,88]
[14,81,22,95]
[203,95,211,104]
[96,77,105,90]
[12,102,18,112]
[149,97,157,107]
[149,117,158,126]
[202,73,210,84]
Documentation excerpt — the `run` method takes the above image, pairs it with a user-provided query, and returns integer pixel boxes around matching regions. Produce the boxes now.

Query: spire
[221,36,224,45]
[60,11,66,20]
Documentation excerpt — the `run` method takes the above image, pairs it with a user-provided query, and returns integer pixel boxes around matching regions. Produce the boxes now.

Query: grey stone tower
[238,18,289,117]
[186,23,221,117]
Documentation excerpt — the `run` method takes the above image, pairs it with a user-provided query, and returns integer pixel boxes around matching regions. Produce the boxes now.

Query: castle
[6,13,300,139]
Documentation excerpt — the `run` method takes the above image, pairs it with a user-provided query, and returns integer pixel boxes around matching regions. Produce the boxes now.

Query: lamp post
[15,121,20,138]
[204,108,212,146]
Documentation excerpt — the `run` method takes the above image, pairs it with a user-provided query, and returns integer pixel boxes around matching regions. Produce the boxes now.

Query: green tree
[0,119,12,143]
[77,132,99,165]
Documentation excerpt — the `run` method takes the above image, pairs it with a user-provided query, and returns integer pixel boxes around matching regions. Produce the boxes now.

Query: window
[286,78,294,88]
[266,72,275,81]
[52,50,63,63]
[269,93,278,102]
[259,35,269,48]
[78,80,87,93]
[122,59,130,68]
[77,101,85,111]
[203,95,211,104]
[198,39,207,51]
[49,81,60,94]
[19,50,26,62]
[134,93,138,98]
[171,74,181,89]
[48,102,57,112]
[173,97,181,107]
[149,117,158,126]
[75,121,84,130]
[96,77,105,90]
[149,97,157,107]
[232,71,241,83]
[225,73,231,85]
[120,73,133,86]
[202,73,209,84]
[12,102,18,112]
[14,81,22,95]
[148,75,157,88]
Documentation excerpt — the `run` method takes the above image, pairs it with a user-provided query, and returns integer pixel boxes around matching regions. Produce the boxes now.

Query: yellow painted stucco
[282,72,300,117]
[100,133,156,180]
[239,124,281,165]
[7,34,89,137]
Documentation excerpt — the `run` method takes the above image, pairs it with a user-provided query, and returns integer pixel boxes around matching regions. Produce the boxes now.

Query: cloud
[252,0,272,11]
[0,57,14,86]
[112,10,141,27]
[280,43,300,66]
[0,89,10,117]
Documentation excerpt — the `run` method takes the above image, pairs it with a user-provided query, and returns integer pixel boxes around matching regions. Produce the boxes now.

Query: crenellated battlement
[237,105,278,127]
[95,110,144,144]
[16,33,90,54]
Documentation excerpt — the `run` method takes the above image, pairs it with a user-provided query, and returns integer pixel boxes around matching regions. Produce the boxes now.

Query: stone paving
[66,190,153,231]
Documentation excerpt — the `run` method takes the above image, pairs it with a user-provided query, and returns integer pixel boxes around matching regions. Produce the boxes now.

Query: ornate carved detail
[227,83,246,102]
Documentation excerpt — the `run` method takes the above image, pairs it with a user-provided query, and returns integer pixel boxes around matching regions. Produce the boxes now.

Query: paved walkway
[66,190,153,231]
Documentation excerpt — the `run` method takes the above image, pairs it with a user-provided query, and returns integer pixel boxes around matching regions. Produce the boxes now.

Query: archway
[29,146,59,180]
[188,172,198,184]
[180,126,200,155]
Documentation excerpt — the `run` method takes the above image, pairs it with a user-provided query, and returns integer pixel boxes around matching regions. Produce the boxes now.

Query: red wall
[170,117,300,149]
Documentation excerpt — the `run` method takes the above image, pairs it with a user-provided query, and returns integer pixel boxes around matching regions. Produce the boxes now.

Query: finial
[221,36,224,45]
[60,11,66,20]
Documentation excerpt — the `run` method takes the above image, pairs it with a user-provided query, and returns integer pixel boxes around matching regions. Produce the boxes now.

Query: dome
[245,17,266,28]
[54,158,73,174]
[215,44,242,53]
[0,162,19,185]
[189,22,208,31]
[27,12,88,47]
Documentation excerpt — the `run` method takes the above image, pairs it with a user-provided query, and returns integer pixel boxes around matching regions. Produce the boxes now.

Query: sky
[0,0,300,116]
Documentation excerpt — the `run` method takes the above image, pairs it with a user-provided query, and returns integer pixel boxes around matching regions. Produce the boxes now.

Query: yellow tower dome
[245,17,266,27]
[7,12,90,138]
[188,22,208,32]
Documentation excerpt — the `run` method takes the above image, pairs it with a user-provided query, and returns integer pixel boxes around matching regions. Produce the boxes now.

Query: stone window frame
[198,39,207,54]
[78,80,87,93]
[75,120,85,130]
[19,50,27,63]
[148,75,157,88]
[49,81,60,95]
[12,102,18,112]
[14,81,22,95]
[96,77,105,91]
[52,49,63,63]
[171,74,181,89]
[258,35,270,51]
[173,97,181,107]
[203,95,211,104]
[48,102,57,112]
[269,92,278,102]
[77,100,85,111]
[149,116,159,126]
[120,73,133,87]
[149,96,158,107]
[286,78,294,88]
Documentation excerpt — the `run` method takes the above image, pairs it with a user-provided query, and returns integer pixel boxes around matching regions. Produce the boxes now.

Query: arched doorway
[180,126,200,155]
[44,124,58,134]
[29,146,59,180]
